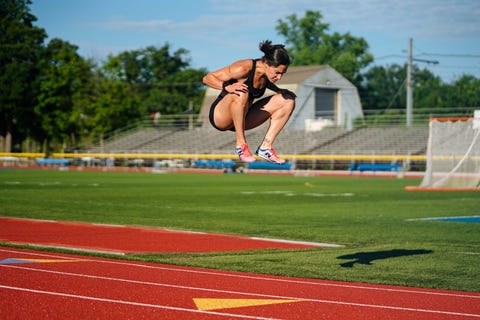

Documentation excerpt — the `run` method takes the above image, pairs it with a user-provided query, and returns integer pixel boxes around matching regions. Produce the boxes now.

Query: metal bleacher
[309,127,429,155]
[90,125,429,157]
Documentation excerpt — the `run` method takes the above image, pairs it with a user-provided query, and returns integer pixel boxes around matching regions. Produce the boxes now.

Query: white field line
[406,215,480,221]
[248,237,343,248]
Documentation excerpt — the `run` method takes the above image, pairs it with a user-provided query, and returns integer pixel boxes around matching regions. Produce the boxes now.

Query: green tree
[360,64,407,111]
[360,64,447,111]
[447,75,480,108]
[0,0,46,151]
[276,10,373,85]
[355,63,480,125]
[410,67,444,112]
[146,68,207,115]
[83,72,142,143]
[34,38,94,153]
[102,44,206,116]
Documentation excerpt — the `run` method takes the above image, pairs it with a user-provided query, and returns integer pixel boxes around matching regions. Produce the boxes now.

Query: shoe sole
[238,154,256,162]
[256,152,285,165]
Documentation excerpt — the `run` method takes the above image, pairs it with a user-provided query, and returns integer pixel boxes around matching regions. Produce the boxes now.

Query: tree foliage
[445,75,480,108]
[276,10,373,85]
[34,38,95,152]
[101,45,206,115]
[360,64,480,111]
[0,0,46,151]
[84,72,142,139]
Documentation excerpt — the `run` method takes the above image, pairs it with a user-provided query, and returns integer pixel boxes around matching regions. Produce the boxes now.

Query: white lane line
[0,284,275,320]
[2,264,479,318]
[1,247,479,300]
[248,237,343,248]
[407,215,480,221]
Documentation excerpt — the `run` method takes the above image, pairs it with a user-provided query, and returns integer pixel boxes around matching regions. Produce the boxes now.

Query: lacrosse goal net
[406,114,480,191]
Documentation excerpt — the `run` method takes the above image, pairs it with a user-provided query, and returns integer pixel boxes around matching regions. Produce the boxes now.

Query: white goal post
[407,114,480,191]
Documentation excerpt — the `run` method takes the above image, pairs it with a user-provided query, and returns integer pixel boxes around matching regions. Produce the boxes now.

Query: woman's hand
[278,88,296,99]
[225,82,248,96]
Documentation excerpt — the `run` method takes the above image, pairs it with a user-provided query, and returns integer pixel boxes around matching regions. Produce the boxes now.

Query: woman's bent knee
[276,93,295,111]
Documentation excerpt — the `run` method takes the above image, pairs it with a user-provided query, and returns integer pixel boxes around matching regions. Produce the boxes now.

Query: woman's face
[266,63,288,83]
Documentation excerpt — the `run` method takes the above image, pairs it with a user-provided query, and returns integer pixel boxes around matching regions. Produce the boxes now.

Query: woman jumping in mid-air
[202,40,296,164]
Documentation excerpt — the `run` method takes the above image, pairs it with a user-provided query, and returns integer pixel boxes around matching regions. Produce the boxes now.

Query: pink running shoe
[255,147,286,164]
[235,143,256,162]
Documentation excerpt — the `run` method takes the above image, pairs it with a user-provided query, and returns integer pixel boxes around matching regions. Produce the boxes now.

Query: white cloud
[310,0,480,40]
[91,17,172,31]
[89,0,479,44]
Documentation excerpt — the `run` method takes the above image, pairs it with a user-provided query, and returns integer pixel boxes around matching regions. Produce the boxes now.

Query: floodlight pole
[406,38,413,127]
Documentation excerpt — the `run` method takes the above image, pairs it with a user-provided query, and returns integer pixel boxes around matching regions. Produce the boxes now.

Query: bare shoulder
[207,59,252,83]
[227,59,253,78]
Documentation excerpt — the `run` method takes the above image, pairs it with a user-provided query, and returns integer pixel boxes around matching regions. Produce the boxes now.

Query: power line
[374,54,405,60]
[413,58,439,65]
[419,53,480,58]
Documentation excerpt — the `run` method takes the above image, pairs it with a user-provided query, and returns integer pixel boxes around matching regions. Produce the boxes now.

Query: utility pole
[405,38,438,127]
[188,100,193,130]
[406,38,413,127]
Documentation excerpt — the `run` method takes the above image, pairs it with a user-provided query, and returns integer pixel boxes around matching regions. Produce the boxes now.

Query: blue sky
[31,0,480,83]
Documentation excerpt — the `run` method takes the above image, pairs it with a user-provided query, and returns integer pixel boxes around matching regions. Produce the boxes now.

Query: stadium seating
[88,126,428,159]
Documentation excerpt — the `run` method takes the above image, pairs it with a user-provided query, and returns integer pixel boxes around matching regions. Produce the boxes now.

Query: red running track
[0,217,338,253]
[1,247,479,320]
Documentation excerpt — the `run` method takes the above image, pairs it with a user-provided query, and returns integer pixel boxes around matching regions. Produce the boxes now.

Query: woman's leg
[245,93,295,148]
[211,92,250,147]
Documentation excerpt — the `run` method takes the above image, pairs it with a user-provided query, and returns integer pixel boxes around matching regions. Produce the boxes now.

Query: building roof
[277,65,327,84]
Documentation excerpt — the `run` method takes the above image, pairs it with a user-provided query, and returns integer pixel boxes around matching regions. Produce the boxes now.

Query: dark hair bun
[259,40,290,67]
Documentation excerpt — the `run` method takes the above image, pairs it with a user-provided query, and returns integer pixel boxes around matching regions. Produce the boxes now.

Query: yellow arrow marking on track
[193,298,301,311]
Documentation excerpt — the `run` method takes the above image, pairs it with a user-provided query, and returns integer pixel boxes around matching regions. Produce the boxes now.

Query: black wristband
[222,82,229,91]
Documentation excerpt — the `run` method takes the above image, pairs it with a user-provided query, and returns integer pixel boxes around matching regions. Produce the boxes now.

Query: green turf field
[1,169,479,292]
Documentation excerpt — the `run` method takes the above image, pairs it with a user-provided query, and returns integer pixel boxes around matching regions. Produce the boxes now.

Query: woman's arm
[266,82,280,92]
[267,82,296,99]
[202,60,251,94]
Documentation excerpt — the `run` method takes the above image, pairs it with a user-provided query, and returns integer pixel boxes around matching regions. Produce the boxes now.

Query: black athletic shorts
[209,90,236,132]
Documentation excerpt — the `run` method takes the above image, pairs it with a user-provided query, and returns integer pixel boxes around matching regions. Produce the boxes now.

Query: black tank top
[244,59,268,101]
[221,59,268,101]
